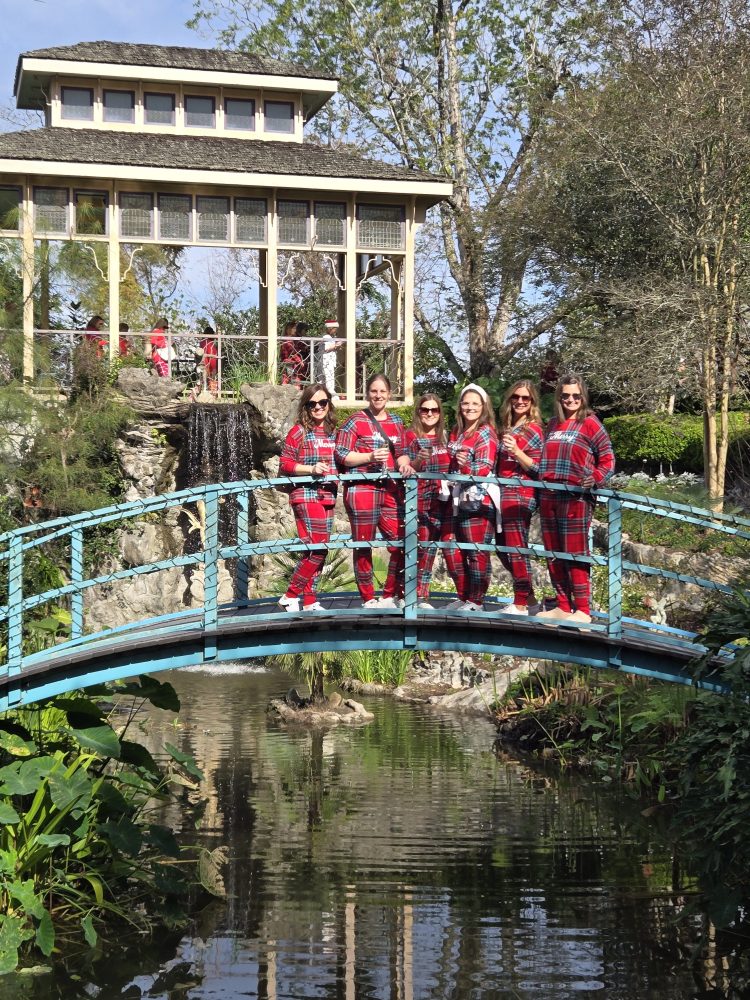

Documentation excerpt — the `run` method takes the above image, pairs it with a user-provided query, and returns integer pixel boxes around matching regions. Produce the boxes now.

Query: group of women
[278,371,615,624]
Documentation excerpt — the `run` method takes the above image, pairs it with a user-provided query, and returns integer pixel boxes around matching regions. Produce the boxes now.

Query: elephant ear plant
[0,675,223,974]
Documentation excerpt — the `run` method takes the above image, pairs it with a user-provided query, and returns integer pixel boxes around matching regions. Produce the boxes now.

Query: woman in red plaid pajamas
[406,394,451,609]
[277,384,338,612]
[497,380,544,615]
[335,374,415,608]
[443,384,499,611]
[532,374,615,625]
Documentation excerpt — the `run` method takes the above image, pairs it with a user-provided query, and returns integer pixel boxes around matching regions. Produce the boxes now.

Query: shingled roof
[17,41,333,82]
[0,128,444,184]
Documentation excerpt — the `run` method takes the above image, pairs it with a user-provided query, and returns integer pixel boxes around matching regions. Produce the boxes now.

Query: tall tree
[188,0,595,377]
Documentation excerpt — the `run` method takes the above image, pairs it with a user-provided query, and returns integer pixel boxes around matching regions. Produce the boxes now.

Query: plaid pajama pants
[443,504,496,604]
[287,502,335,603]
[417,499,452,601]
[345,482,404,602]
[497,492,537,606]
[539,492,593,615]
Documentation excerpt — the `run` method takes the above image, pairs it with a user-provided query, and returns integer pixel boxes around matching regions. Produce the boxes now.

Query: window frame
[33,186,70,236]
[0,186,21,232]
[264,99,295,134]
[224,96,256,132]
[119,192,154,240]
[185,94,216,129]
[277,199,310,246]
[103,89,136,124]
[356,204,406,249]
[157,193,193,241]
[60,86,94,122]
[144,92,176,127]
[74,190,109,237]
[196,195,230,242]
[313,201,347,247]
[234,196,267,244]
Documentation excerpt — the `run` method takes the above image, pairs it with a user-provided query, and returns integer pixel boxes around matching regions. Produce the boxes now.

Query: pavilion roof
[0,127,444,185]
[16,40,333,84]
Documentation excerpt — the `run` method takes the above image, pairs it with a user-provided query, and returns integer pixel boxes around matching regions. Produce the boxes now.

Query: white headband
[459,382,489,404]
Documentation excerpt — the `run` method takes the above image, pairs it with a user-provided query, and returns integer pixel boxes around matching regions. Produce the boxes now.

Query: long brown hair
[553,372,593,423]
[499,380,542,430]
[455,385,496,435]
[411,393,446,445]
[298,383,337,433]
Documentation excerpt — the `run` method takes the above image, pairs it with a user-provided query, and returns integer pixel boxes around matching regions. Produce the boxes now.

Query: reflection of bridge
[1,474,747,708]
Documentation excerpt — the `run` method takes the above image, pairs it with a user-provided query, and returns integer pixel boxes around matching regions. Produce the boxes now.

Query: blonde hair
[499,380,541,429]
[411,394,446,445]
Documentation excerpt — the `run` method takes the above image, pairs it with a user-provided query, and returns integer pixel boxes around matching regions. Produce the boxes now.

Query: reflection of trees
[129,670,721,998]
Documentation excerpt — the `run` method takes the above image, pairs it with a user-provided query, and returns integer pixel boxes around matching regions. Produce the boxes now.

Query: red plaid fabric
[344,481,404,601]
[496,421,543,605]
[279,338,308,384]
[449,425,498,478]
[286,502,335,602]
[335,411,408,473]
[280,424,337,507]
[405,430,451,504]
[416,498,452,600]
[539,492,593,614]
[443,506,496,604]
[534,415,614,487]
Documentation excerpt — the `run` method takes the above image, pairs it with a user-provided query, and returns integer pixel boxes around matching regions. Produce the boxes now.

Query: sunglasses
[305,399,330,410]
[511,394,531,402]
[419,406,440,415]
[561,393,582,401]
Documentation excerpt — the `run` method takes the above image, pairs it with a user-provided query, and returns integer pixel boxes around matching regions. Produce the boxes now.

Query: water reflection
[10,665,747,998]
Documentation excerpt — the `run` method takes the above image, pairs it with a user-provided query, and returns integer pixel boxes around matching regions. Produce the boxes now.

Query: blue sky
[0,0,203,109]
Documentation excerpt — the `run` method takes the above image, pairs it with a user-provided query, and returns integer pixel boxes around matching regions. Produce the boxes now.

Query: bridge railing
[1,473,750,679]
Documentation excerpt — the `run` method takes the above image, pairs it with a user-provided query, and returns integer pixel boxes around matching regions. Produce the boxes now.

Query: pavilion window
[103,90,135,124]
[235,198,266,243]
[34,188,68,235]
[357,205,405,249]
[185,95,215,129]
[144,93,175,126]
[197,196,229,241]
[0,187,20,231]
[264,100,294,134]
[75,191,107,236]
[158,194,192,241]
[120,193,153,239]
[225,97,255,132]
[278,200,309,245]
[314,202,346,247]
[61,87,93,122]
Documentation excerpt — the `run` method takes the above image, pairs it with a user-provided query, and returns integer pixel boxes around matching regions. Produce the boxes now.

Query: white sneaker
[418,601,435,610]
[377,597,399,608]
[278,595,300,613]
[361,598,380,609]
[302,601,326,612]
[502,604,528,616]
[462,601,484,612]
[445,598,466,610]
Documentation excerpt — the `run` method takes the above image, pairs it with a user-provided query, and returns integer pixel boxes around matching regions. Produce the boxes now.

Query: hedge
[604,412,750,472]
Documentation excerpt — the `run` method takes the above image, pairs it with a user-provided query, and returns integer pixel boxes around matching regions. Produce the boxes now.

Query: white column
[344,196,357,402]
[265,191,278,381]
[21,179,34,384]
[107,185,119,359]
[403,199,416,405]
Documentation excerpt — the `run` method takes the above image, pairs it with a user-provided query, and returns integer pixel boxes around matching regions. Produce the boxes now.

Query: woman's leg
[498,497,536,606]
[457,507,495,605]
[561,496,594,616]
[441,510,464,600]
[379,482,405,599]
[344,485,383,602]
[539,492,573,612]
[286,502,334,605]
[416,500,443,601]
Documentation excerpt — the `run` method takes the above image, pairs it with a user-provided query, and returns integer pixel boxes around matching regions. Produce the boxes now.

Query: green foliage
[345,650,413,687]
[0,678,207,971]
[604,413,707,471]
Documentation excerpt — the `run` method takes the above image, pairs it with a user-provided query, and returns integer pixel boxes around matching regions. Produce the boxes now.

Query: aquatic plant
[0,677,210,973]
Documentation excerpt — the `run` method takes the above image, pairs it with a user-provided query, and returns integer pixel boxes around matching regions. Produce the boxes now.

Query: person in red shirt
[278,384,338,612]
[533,373,615,625]
[148,319,171,377]
[118,322,131,358]
[443,384,499,611]
[406,394,451,608]
[496,380,544,615]
[198,325,219,392]
[83,315,106,359]
[335,373,415,607]
[279,320,308,386]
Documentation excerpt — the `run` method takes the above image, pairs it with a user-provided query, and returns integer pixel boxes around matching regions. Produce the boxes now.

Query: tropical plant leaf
[53,698,104,719]
[145,824,181,859]
[0,731,37,757]
[34,910,54,958]
[119,740,161,775]
[9,880,45,919]
[69,722,121,759]
[0,802,20,824]
[164,743,204,780]
[36,834,71,848]
[197,846,228,898]
[80,913,97,948]
[0,913,34,975]
[48,766,93,813]
[0,757,57,796]
[97,819,142,856]
[118,676,180,712]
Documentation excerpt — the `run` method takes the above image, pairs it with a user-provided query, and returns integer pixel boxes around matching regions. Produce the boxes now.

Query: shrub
[604,412,750,474]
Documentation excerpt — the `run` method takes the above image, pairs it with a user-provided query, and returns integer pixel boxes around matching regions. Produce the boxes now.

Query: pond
[10,664,730,999]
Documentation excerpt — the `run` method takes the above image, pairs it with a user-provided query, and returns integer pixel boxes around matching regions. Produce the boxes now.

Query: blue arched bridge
[1,473,747,709]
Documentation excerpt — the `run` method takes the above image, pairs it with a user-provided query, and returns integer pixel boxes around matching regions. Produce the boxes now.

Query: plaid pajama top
[533,415,615,487]
[497,421,543,498]
[280,424,338,507]
[405,430,451,504]
[334,411,408,475]
[449,424,499,507]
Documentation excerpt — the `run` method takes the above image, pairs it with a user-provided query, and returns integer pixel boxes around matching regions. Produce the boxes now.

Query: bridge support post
[607,496,623,668]
[403,477,418,647]
[7,534,23,703]
[235,491,250,604]
[71,528,84,640]
[203,489,220,661]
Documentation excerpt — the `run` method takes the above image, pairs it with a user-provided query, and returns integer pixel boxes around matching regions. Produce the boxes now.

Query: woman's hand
[372,446,390,464]
[398,459,416,477]
[455,448,471,468]
[580,473,596,489]
[311,461,330,476]
[502,433,518,456]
